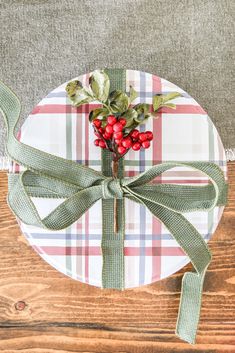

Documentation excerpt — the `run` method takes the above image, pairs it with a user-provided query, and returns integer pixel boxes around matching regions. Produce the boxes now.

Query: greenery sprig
[66,69,182,233]
[66,69,181,134]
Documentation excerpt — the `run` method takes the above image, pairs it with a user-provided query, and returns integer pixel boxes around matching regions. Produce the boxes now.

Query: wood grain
[0,163,234,353]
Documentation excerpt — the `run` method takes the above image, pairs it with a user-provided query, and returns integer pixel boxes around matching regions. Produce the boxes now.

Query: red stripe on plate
[31,104,206,115]
[31,104,101,115]
[34,246,185,256]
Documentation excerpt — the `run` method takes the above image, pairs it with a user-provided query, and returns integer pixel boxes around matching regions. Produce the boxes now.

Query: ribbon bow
[0,80,228,345]
[8,160,227,231]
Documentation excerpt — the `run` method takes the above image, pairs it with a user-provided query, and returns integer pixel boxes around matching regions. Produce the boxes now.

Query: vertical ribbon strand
[101,69,125,289]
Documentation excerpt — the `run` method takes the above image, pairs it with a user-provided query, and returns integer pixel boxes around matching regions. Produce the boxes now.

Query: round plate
[13,70,227,288]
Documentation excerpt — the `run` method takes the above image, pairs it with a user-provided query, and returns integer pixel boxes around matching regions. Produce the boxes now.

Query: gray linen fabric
[0,0,234,162]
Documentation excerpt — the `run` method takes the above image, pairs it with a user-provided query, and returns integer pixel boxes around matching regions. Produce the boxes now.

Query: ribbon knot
[101,177,123,199]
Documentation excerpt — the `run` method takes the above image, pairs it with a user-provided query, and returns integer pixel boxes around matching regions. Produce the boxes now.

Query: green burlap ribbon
[101,69,125,290]
[0,78,228,345]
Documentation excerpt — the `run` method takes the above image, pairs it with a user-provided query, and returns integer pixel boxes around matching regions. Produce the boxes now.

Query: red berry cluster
[93,115,153,157]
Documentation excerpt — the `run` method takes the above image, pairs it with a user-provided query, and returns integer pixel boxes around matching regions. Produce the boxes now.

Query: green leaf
[129,85,138,103]
[162,103,176,109]
[124,125,138,134]
[162,92,181,103]
[89,70,110,102]
[124,122,139,134]
[122,108,138,127]
[66,80,83,97]
[109,90,129,113]
[132,103,151,126]
[153,92,181,112]
[89,107,109,122]
[153,95,163,111]
[134,113,151,125]
[133,103,150,115]
[101,119,108,128]
[66,80,95,107]
[70,91,94,107]
[133,103,150,125]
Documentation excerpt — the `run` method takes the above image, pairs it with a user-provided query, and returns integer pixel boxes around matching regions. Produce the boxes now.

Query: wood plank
[0,162,234,352]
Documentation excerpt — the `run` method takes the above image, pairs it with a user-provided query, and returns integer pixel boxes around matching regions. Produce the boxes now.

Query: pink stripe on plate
[158,104,206,114]
[33,246,185,257]
[31,104,206,115]
[31,104,101,115]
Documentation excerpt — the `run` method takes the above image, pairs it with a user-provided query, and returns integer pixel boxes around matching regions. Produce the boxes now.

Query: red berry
[130,129,139,140]
[145,131,153,141]
[138,132,148,142]
[105,124,113,134]
[113,122,123,132]
[107,115,117,125]
[117,146,127,154]
[119,118,126,126]
[98,127,104,134]
[122,136,132,148]
[115,139,122,146]
[113,131,123,140]
[103,132,112,140]
[141,140,150,149]
[95,131,100,137]
[94,139,100,146]
[99,140,106,148]
[93,119,102,128]
[132,142,141,151]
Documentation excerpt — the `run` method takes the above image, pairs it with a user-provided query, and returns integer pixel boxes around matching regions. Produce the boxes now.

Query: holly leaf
[133,103,150,115]
[89,70,110,102]
[109,90,129,113]
[134,113,151,125]
[129,85,138,103]
[162,92,181,103]
[124,121,139,134]
[153,92,181,112]
[89,107,109,122]
[69,92,94,107]
[66,80,83,97]
[132,103,151,125]
[161,103,176,109]
[153,95,163,111]
[66,80,95,107]
[122,108,138,127]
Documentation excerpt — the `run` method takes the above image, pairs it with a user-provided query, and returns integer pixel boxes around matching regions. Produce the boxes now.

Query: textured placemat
[0,0,234,166]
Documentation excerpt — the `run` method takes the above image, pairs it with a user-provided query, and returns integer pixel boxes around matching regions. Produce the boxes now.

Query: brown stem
[112,159,119,234]
[93,125,131,233]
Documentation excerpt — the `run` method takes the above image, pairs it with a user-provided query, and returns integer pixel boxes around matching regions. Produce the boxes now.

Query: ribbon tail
[176,271,207,344]
[130,195,211,344]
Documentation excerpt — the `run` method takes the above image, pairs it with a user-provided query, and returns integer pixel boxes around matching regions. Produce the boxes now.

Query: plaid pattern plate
[12,70,227,288]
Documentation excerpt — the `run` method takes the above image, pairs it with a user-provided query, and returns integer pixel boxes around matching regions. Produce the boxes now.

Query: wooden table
[0,164,234,353]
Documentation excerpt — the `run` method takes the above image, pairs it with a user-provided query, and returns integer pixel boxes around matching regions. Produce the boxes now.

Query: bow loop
[101,177,123,199]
